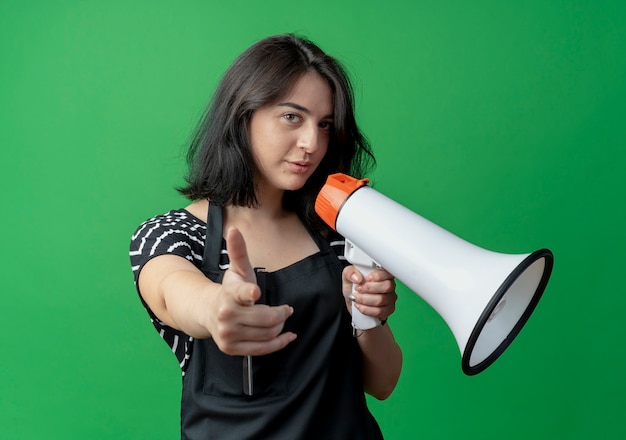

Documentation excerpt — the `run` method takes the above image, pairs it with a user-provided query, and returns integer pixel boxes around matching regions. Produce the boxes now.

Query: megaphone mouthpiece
[315,174,369,230]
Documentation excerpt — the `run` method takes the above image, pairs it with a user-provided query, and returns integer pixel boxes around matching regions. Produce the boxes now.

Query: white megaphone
[315,173,554,375]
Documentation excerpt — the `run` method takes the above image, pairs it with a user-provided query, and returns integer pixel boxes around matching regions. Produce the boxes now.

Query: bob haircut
[178,34,375,232]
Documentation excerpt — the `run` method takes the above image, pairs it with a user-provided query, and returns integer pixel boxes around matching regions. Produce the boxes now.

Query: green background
[1,0,624,438]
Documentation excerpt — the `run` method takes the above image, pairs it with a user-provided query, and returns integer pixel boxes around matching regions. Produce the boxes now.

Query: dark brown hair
[178,34,374,231]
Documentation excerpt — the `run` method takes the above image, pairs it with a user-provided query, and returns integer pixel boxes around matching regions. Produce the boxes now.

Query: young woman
[129,34,402,439]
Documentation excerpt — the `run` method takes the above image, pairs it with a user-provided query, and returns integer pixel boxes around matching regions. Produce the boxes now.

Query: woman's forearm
[139,254,218,338]
[357,324,403,400]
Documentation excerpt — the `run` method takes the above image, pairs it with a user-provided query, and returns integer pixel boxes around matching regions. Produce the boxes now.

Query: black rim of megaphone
[461,248,554,376]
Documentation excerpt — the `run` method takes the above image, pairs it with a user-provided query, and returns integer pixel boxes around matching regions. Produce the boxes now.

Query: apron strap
[302,218,335,255]
[201,201,225,277]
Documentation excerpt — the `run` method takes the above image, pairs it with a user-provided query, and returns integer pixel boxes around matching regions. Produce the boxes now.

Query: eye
[283,113,302,123]
[319,120,334,132]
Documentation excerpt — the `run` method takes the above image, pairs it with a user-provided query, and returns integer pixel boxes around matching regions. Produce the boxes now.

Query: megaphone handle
[345,240,383,331]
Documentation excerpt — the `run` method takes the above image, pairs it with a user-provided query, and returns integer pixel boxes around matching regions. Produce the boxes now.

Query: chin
[283,183,307,192]
[280,175,311,191]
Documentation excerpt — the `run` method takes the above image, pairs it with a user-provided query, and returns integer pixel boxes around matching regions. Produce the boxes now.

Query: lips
[286,160,313,174]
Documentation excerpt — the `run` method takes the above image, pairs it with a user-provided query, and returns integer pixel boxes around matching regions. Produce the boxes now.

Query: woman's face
[248,71,333,196]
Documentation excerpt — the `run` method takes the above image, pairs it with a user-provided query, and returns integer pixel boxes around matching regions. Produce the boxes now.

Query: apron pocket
[202,343,289,397]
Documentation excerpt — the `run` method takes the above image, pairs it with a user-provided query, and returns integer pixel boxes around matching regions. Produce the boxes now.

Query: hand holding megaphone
[342,241,397,331]
[315,173,554,375]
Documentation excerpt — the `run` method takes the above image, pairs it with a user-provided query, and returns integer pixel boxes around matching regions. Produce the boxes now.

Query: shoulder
[131,209,206,246]
[129,209,207,275]
[134,208,206,230]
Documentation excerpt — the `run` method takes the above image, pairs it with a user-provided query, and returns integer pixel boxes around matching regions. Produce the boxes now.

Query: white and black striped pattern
[130,209,206,272]
[129,209,207,375]
[129,209,347,375]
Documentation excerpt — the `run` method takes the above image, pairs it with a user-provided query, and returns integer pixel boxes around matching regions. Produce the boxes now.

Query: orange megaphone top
[315,173,370,230]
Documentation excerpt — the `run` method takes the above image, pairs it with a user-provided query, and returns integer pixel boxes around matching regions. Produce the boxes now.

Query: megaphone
[315,173,554,375]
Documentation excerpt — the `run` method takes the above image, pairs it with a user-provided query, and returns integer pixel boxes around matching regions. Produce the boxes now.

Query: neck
[226,189,288,223]
[254,182,287,216]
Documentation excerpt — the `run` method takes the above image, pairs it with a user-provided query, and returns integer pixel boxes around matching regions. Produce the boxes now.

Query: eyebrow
[277,102,334,120]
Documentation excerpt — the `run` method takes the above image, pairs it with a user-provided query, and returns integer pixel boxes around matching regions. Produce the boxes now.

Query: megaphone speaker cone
[463,248,553,375]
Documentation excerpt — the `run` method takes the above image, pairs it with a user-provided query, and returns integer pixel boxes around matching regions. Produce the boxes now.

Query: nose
[297,124,324,154]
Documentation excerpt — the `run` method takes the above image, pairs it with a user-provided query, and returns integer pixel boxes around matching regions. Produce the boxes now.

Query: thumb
[342,265,362,296]
[343,265,363,285]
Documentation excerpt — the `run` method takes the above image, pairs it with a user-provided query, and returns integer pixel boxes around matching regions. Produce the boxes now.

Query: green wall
[2,0,625,438]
